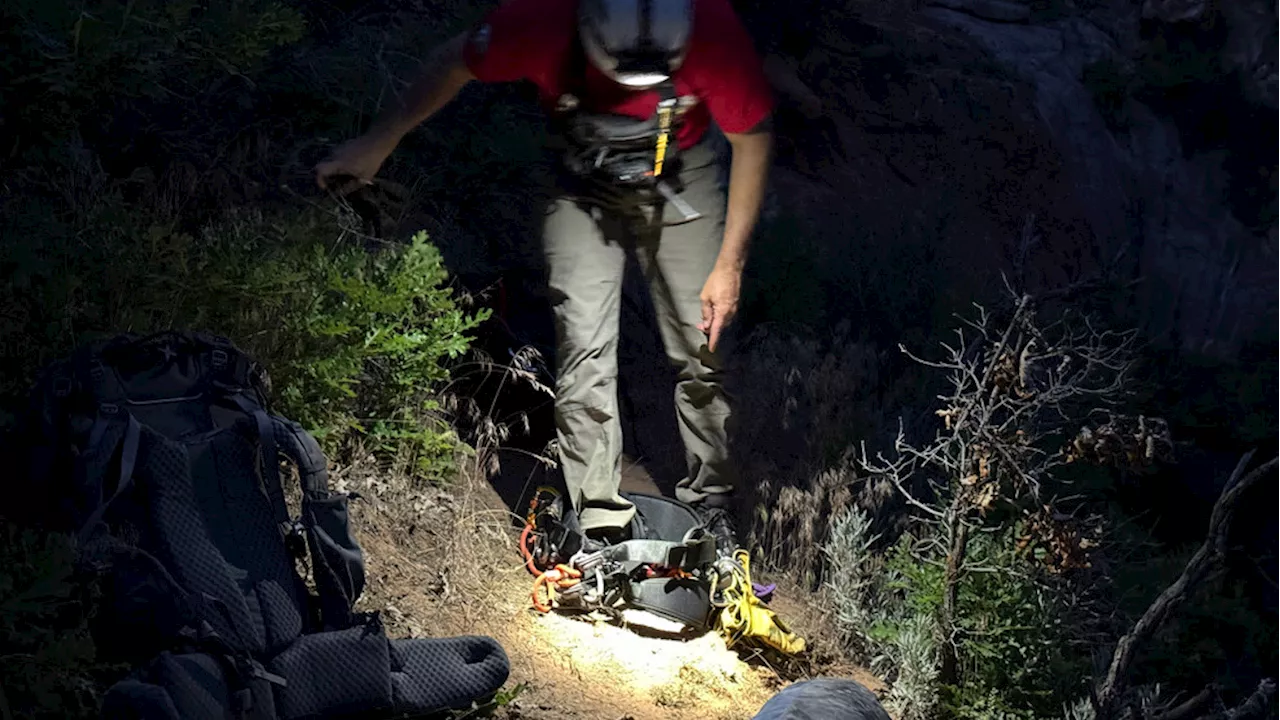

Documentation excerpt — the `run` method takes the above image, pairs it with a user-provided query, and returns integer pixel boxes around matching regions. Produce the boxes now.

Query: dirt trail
[340,461,881,720]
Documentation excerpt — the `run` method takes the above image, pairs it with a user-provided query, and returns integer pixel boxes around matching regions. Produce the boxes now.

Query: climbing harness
[551,36,703,223]
[519,487,807,656]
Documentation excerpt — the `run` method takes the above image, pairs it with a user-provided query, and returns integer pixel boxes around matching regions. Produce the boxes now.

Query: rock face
[465,0,1276,487]
[1221,0,1278,110]
[1141,0,1207,24]
[926,0,1031,24]
[918,1,1276,356]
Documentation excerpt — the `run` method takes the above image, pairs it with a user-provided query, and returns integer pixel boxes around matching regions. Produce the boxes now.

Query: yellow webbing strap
[712,549,806,655]
[653,100,675,177]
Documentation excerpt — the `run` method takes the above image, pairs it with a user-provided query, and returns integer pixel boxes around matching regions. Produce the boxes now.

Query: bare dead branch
[951,293,1031,433]
[899,342,962,370]
[1093,453,1279,718]
[1150,684,1217,720]
[1220,678,1277,720]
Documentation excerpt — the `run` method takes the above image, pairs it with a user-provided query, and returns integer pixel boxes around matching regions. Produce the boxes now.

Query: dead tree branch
[1093,452,1279,719]
[1219,678,1277,719]
[865,288,1156,690]
[1150,685,1217,720]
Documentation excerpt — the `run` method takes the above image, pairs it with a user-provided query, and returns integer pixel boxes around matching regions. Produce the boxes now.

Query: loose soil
[341,459,884,720]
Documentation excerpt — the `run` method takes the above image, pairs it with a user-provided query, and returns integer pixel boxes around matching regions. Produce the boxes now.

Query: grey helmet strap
[638,0,652,51]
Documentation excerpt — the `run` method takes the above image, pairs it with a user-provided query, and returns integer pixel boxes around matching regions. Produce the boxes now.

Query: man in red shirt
[316,0,773,549]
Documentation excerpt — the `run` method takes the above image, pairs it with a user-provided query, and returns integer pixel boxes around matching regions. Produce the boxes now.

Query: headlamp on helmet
[578,0,693,89]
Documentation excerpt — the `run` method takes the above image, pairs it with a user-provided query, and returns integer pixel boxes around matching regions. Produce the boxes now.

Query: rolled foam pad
[101,678,183,720]
[751,678,891,720]
[268,626,394,719]
[388,635,511,713]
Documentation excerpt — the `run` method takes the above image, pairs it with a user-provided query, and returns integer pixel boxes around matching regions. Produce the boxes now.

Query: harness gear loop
[520,486,564,576]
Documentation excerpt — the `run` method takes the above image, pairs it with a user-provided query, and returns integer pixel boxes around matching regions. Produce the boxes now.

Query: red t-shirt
[462,0,773,149]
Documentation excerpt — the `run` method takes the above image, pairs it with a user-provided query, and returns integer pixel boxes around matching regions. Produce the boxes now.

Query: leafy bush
[0,0,494,473]
[825,511,1090,719]
[1,1,496,715]
[193,213,489,475]
[1,0,307,168]
[0,527,115,720]
[1101,533,1280,704]
[0,188,486,475]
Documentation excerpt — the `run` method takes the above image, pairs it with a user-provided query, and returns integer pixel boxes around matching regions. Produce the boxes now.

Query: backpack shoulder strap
[270,415,366,631]
[75,409,142,548]
[270,416,330,499]
[224,394,291,536]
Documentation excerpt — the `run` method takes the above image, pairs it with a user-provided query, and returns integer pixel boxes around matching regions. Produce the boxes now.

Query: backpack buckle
[99,403,120,416]
[283,520,308,560]
[52,377,73,398]
[211,349,229,369]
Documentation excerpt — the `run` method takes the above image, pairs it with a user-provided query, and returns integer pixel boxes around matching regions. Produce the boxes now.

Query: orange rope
[518,523,543,575]
[531,564,582,613]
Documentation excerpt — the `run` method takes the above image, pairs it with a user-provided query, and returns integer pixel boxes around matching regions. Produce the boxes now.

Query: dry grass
[314,325,904,717]
[336,443,884,720]
[729,325,921,588]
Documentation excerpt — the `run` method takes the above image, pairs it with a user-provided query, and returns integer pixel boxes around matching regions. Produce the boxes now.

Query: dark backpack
[8,331,510,719]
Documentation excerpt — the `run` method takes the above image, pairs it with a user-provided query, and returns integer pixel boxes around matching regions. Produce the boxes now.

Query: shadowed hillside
[0,0,1274,717]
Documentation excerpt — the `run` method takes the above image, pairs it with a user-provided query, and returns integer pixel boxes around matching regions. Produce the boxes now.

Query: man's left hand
[698,263,743,353]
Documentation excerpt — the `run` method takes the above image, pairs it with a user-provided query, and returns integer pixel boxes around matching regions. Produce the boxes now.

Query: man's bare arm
[369,32,476,145]
[698,121,773,351]
[718,123,774,273]
[315,32,476,187]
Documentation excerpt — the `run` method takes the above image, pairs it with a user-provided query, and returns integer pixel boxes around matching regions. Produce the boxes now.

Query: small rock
[927,0,1031,23]
[1141,0,1207,23]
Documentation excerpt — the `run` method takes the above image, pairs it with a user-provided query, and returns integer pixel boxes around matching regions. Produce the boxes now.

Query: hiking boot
[696,506,739,557]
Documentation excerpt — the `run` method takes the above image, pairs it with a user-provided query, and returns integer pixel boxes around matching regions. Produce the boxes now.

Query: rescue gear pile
[7,331,510,719]
[519,487,806,655]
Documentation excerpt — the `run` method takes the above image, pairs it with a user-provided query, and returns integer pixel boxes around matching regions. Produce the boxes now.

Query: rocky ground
[337,455,883,720]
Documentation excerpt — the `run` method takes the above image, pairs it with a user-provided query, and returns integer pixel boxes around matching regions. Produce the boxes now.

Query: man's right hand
[314,133,396,190]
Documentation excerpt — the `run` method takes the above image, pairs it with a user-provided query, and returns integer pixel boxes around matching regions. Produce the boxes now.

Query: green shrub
[0,527,114,720]
[1,0,497,476]
[189,211,489,476]
[1,0,306,161]
[826,514,1091,719]
[0,185,486,476]
[1104,536,1280,703]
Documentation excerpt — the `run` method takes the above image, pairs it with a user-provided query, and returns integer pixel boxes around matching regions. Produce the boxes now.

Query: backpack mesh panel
[267,625,393,718]
[139,426,272,653]
[199,428,306,651]
[388,635,512,714]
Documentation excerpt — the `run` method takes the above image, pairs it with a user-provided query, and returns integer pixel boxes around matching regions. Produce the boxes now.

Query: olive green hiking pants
[543,142,737,533]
